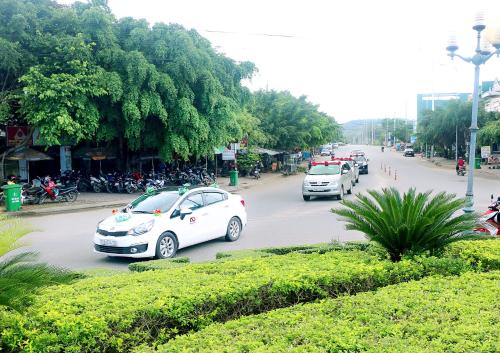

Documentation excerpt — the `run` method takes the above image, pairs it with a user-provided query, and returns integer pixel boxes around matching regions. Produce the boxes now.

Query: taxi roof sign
[311,161,341,166]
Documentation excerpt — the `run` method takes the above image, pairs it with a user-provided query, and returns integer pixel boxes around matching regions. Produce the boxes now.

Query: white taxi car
[94,187,247,259]
[333,157,359,185]
[302,161,353,201]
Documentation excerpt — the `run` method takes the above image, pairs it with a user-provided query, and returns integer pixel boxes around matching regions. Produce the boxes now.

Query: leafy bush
[0,217,75,311]
[235,152,261,176]
[332,188,477,261]
[0,251,471,352]
[128,257,190,272]
[446,239,500,271]
[145,271,499,353]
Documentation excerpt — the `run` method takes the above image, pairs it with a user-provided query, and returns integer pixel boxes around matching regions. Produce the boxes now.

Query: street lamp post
[446,15,500,213]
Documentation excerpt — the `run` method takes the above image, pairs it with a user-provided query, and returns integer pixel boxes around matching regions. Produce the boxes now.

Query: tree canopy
[417,100,498,157]
[249,90,341,151]
[0,0,340,160]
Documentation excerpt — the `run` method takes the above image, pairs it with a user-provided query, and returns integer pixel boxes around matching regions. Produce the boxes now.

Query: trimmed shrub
[0,251,471,353]
[128,257,190,272]
[215,249,273,260]
[146,271,500,353]
[446,239,500,271]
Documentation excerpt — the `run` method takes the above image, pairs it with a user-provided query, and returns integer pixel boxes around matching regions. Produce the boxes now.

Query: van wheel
[225,217,242,242]
[303,195,310,201]
[156,232,178,259]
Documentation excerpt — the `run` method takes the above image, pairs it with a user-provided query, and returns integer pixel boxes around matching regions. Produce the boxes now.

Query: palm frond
[332,188,478,261]
[0,252,76,311]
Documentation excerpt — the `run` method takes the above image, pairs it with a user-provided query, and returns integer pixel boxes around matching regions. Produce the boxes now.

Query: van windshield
[308,164,340,175]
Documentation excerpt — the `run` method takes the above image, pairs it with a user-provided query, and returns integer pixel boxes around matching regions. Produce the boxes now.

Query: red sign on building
[6,126,32,146]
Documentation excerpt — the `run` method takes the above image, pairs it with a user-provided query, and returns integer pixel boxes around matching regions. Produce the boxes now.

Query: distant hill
[342,118,415,145]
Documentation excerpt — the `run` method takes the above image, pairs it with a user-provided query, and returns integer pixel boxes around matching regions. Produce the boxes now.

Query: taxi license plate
[102,239,117,246]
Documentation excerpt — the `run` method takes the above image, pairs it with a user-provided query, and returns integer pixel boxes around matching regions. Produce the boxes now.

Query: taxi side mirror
[180,207,193,220]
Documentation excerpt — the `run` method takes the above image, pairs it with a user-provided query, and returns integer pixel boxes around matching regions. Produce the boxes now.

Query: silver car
[302,161,353,201]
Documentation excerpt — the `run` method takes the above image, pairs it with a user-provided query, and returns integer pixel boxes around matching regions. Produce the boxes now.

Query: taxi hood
[99,213,157,231]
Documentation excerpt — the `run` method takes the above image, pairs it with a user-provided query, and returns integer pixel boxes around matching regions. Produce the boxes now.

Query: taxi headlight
[128,220,155,236]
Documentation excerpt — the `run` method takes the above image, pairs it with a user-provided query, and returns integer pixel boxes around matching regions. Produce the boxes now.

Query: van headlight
[303,181,311,187]
[127,220,155,236]
[329,182,338,187]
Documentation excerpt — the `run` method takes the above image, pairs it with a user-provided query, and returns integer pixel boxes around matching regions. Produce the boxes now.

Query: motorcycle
[38,176,78,204]
[21,178,45,205]
[457,165,466,176]
[249,163,261,179]
[474,195,500,236]
[381,146,385,152]
[90,176,104,192]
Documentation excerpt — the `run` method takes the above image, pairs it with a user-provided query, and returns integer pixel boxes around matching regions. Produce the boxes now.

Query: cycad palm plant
[0,216,75,311]
[332,188,477,261]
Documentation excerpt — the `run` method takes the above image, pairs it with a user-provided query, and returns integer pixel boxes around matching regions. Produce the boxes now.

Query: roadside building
[416,92,471,123]
[482,79,500,113]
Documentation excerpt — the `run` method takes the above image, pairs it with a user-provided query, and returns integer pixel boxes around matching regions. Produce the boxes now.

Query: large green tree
[249,90,341,150]
[417,100,497,158]
[0,0,256,161]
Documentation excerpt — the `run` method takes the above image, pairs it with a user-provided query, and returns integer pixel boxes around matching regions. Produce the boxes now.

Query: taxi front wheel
[156,232,178,259]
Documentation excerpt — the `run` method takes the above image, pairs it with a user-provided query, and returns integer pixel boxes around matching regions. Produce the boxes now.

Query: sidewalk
[417,155,500,181]
[2,172,283,217]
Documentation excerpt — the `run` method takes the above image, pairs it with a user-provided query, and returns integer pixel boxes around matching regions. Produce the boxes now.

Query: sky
[58,0,500,123]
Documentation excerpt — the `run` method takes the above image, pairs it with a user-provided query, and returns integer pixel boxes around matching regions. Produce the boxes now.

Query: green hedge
[143,271,500,353]
[128,257,190,272]
[0,251,470,353]
[215,242,376,260]
[446,239,500,271]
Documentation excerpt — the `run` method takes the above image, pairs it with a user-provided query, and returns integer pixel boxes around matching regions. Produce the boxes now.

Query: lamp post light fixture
[446,14,500,213]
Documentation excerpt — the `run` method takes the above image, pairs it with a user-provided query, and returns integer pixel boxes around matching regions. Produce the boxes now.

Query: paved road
[18,145,497,269]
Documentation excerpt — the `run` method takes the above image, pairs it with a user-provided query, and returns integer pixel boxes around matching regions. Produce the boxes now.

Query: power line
[204,30,298,38]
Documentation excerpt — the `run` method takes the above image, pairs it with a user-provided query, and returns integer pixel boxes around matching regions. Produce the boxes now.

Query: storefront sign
[481,146,491,159]
[6,126,31,146]
[222,149,236,160]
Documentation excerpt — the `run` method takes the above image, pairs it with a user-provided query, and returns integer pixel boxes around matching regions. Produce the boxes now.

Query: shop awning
[5,147,53,161]
[253,147,282,156]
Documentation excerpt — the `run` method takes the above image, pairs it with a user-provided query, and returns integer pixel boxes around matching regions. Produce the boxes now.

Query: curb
[5,202,128,218]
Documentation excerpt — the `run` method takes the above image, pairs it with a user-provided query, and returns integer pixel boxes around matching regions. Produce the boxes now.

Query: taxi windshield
[128,191,180,213]
[308,164,340,175]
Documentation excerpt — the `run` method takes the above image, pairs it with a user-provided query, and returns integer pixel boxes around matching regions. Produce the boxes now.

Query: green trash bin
[229,170,239,187]
[475,157,481,169]
[3,184,22,212]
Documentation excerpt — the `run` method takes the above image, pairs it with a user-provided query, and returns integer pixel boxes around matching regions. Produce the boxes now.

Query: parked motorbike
[474,195,500,236]
[21,179,44,205]
[37,176,78,204]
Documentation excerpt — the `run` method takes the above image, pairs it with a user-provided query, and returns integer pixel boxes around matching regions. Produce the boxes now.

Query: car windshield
[128,191,180,213]
[353,156,367,163]
[308,164,340,175]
